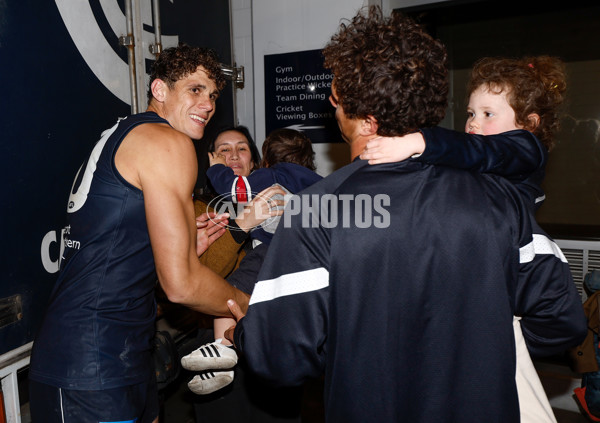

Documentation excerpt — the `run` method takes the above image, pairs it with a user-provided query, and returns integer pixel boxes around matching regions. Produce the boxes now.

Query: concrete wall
[230,0,451,176]
[231,0,368,176]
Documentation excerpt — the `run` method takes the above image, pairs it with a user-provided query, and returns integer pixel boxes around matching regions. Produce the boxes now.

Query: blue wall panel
[0,0,233,355]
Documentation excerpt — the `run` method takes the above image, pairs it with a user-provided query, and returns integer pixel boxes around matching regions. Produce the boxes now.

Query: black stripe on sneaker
[200,345,215,358]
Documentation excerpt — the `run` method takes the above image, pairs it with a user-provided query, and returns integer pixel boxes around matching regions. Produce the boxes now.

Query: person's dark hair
[261,128,316,171]
[322,7,448,136]
[147,43,226,104]
[466,56,567,151]
[208,125,261,172]
[195,125,261,201]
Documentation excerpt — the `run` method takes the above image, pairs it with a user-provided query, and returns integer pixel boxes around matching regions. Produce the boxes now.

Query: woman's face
[213,130,255,176]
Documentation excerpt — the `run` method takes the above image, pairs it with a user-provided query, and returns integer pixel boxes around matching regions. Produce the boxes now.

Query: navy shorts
[29,378,159,423]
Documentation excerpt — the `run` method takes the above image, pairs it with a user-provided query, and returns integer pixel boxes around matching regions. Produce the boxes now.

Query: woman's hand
[196,211,229,256]
[235,185,286,233]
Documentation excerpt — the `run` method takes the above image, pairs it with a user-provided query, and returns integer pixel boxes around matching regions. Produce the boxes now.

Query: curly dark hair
[322,7,448,136]
[261,128,316,171]
[466,56,567,151]
[147,43,226,104]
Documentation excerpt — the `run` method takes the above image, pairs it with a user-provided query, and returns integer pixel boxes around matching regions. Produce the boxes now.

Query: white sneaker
[180,338,238,371]
[188,370,234,395]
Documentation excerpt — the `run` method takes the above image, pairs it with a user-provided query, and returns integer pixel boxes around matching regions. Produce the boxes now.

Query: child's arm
[197,185,285,278]
[418,128,546,180]
[206,155,277,202]
[360,128,546,182]
[360,132,426,164]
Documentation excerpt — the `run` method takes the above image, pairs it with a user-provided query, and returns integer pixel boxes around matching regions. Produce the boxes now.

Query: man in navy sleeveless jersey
[226,8,587,423]
[29,45,250,423]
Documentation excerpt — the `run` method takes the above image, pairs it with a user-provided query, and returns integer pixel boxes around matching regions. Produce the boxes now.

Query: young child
[360,56,567,423]
[362,56,566,207]
[181,128,323,395]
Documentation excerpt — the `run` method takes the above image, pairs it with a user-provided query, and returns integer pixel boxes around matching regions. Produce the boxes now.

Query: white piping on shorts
[59,387,66,422]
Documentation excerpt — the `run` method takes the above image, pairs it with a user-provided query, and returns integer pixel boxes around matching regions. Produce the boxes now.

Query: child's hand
[360,132,426,165]
[208,152,227,167]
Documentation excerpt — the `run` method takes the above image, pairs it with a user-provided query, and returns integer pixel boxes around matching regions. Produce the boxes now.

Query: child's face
[465,85,522,136]
[213,130,255,176]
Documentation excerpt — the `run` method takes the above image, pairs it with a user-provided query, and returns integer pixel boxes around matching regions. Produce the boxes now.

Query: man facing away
[227,8,587,423]
[29,45,250,423]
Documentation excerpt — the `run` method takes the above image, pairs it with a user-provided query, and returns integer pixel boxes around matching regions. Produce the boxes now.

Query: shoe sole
[188,371,234,395]
[181,344,238,371]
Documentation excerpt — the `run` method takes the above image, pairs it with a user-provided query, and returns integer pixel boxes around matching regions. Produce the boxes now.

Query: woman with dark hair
[183,127,322,395]
[190,127,310,422]
[207,126,262,171]
[194,125,278,281]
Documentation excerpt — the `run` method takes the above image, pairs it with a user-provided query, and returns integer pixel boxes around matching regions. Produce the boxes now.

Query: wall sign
[264,49,342,143]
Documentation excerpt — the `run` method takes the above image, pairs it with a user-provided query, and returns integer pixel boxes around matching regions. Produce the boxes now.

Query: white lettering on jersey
[67,122,119,213]
[41,227,67,274]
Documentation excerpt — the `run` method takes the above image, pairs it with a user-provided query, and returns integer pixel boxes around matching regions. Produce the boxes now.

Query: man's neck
[349,136,373,161]
[146,102,161,116]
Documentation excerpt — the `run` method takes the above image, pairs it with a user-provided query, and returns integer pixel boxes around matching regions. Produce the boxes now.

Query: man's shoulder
[271,162,319,177]
[126,115,189,149]
[299,159,368,194]
[115,112,195,188]
[271,162,323,186]
[306,158,515,198]
[119,111,170,128]
[305,158,428,194]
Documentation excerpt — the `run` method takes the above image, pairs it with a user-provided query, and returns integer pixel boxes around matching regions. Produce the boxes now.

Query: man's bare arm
[123,123,249,316]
